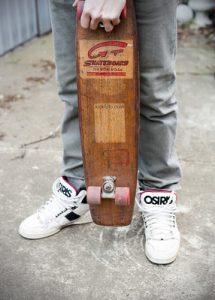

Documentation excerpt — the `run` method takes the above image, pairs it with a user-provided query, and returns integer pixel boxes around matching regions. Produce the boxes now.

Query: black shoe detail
[79,187,86,191]
[65,211,80,221]
[81,196,87,204]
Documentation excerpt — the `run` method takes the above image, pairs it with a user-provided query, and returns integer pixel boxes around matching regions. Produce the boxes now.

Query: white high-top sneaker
[137,190,180,264]
[19,177,92,239]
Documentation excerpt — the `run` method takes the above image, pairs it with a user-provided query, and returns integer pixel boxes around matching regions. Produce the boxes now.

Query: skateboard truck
[101,176,116,199]
[87,177,130,206]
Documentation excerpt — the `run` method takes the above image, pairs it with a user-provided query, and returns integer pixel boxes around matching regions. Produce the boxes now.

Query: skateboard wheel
[87,186,101,205]
[115,187,130,206]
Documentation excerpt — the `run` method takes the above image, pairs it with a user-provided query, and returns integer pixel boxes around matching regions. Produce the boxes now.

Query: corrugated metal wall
[36,0,52,35]
[0,0,51,56]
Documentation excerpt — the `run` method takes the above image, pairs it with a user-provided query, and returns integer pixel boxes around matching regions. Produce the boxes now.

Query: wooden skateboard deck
[76,0,139,226]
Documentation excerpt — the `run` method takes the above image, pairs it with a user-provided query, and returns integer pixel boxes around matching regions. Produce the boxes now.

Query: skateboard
[76,0,139,226]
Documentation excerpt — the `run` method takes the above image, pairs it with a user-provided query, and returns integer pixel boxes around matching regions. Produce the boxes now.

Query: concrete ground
[0,31,214,300]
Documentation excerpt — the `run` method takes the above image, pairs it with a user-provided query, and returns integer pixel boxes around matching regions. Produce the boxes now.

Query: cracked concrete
[0,33,215,300]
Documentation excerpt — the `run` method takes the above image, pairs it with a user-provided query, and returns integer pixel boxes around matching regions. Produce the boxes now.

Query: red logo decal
[88,41,128,59]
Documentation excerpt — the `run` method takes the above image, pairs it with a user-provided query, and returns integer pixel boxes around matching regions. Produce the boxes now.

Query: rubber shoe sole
[19,211,92,240]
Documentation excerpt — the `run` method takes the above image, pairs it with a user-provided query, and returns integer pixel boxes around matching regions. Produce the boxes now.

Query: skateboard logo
[80,39,133,78]
[144,195,173,205]
[57,182,73,198]
[88,41,128,59]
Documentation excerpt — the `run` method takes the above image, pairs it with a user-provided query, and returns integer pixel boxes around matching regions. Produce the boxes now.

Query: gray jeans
[49,0,182,191]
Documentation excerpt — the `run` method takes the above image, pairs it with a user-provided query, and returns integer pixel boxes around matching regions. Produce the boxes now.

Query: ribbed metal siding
[36,0,51,35]
[0,0,51,56]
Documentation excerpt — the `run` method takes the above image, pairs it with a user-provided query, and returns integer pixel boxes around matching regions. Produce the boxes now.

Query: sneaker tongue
[141,190,176,207]
[54,177,77,202]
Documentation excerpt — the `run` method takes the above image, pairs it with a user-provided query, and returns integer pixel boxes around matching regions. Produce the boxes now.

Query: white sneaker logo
[57,182,73,198]
[55,208,68,218]
[144,195,173,205]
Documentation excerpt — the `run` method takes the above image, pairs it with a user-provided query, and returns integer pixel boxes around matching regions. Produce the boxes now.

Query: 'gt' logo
[88,41,128,59]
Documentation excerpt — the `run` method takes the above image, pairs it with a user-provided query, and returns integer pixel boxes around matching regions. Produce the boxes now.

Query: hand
[73,0,126,32]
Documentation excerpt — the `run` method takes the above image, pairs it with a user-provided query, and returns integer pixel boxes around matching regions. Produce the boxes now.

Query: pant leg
[134,0,182,190]
[49,0,85,190]
[49,0,182,191]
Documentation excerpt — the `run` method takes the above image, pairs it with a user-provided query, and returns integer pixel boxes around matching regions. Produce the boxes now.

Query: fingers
[90,15,101,30]
[81,12,91,29]
[112,18,120,26]
[79,7,121,31]
[102,19,114,32]
[72,0,78,7]
[81,12,115,32]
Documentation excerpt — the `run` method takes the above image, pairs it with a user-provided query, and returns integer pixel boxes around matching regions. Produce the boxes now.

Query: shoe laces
[136,192,178,240]
[37,190,86,224]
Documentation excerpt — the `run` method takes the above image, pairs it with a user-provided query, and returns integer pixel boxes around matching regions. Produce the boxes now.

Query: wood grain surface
[76,0,139,226]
